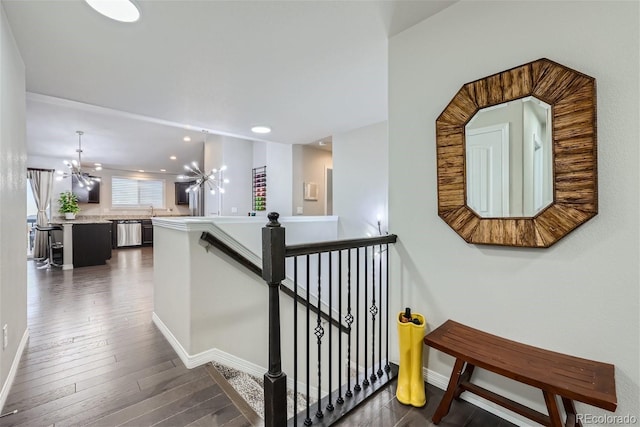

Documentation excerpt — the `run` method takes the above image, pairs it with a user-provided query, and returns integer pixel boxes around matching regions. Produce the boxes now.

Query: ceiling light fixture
[56,131,101,190]
[183,136,191,142]
[170,156,177,160]
[179,162,229,195]
[251,125,271,134]
[85,0,140,23]
[178,132,229,194]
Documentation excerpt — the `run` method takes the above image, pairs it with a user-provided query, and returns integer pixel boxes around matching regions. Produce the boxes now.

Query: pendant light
[56,131,101,190]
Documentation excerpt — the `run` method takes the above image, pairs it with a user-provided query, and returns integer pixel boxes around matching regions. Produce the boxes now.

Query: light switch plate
[297,207,303,214]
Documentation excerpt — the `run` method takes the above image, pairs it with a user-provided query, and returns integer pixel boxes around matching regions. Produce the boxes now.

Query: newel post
[262,212,287,427]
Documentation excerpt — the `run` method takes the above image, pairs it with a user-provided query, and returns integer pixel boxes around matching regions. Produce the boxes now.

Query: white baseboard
[152,313,317,396]
[152,312,214,369]
[0,328,29,412]
[422,367,532,427]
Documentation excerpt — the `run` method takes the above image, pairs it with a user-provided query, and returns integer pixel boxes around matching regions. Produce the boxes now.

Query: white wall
[220,137,253,216]
[0,3,27,410]
[265,142,293,216]
[333,121,388,238]
[253,140,266,168]
[204,136,224,216]
[389,1,639,423]
[291,145,333,216]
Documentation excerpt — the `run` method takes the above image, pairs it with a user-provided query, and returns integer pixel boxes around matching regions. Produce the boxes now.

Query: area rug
[211,362,311,420]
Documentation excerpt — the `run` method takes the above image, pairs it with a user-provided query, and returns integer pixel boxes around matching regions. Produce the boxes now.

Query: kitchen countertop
[50,219,112,224]
[51,214,190,224]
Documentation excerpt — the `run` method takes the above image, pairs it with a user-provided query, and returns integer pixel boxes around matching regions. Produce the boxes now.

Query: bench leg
[562,397,582,427]
[433,358,466,424]
[543,391,563,427]
[453,363,475,399]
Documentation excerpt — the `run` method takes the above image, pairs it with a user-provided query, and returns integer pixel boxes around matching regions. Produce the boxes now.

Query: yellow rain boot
[396,310,413,405]
[409,313,426,407]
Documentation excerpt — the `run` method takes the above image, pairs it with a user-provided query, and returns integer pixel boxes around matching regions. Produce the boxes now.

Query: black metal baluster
[363,247,369,388]
[315,254,324,420]
[354,248,361,392]
[337,250,345,404]
[378,244,383,377]
[304,254,312,426]
[385,244,390,373]
[326,252,334,412]
[345,249,353,398]
[294,257,298,424]
[369,245,377,383]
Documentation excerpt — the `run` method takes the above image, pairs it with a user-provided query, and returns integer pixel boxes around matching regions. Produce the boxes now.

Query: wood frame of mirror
[436,58,597,247]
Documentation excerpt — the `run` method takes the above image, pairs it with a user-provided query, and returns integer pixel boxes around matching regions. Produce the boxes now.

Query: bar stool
[35,225,63,269]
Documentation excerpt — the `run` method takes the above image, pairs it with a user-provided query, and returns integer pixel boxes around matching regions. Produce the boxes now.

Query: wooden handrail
[200,231,348,334]
[200,231,262,276]
[285,234,397,257]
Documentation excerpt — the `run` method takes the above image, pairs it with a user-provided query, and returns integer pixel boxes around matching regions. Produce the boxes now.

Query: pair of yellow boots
[396,310,426,407]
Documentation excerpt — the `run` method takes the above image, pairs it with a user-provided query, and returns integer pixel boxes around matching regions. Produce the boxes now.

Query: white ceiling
[3,0,455,175]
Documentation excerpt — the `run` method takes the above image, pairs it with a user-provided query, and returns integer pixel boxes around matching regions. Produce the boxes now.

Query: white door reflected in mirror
[465,97,553,218]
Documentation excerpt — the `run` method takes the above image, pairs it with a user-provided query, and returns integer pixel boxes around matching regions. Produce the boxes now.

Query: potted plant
[58,191,80,219]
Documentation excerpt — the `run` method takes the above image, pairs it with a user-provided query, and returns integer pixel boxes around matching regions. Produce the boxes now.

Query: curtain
[27,169,55,259]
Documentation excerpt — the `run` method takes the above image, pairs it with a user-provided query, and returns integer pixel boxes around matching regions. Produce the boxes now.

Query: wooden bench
[423,320,617,427]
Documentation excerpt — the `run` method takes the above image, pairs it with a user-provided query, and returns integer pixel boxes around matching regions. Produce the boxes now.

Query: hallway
[1,248,252,426]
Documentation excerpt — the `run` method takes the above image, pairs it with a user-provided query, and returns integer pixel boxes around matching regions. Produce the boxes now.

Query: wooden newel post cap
[267,212,280,227]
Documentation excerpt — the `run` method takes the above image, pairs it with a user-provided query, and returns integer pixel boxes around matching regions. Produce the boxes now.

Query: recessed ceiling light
[160,169,166,172]
[251,126,271,134]
[138,169,144,173]
[170,156,177,160]
[85,0,140,23]
[183,136,191,142]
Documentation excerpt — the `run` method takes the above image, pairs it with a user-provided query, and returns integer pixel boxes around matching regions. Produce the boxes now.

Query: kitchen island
[50,219,112,269]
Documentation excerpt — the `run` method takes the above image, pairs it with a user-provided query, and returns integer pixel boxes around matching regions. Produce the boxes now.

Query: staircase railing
[262,212,398,426]
[200,231,347,333]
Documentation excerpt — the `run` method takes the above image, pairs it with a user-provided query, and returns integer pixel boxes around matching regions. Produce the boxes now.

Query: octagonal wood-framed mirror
[436,58,597,247]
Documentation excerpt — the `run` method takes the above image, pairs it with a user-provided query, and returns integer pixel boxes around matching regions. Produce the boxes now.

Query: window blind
[112,177,164,208]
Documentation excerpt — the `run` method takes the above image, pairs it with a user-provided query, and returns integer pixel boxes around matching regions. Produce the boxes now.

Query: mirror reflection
[465,96,553,218]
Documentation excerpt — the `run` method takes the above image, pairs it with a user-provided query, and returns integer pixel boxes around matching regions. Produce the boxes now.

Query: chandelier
[179,162,229,195]
[56,131,100,190]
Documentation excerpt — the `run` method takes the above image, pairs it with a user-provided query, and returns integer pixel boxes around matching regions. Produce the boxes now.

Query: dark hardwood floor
[334,381,515,427]
[2,248,253,427]
[3,247,513,427]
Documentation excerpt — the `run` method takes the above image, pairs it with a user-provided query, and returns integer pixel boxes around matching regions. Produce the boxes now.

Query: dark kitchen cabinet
[87,181,100,203]
[175,181,194,205]
[72,223,112,267]
[142,219,153,246]
[72,175,101,203]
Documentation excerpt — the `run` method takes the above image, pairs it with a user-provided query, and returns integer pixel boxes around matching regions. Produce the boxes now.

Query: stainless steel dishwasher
[116,220,142,247]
